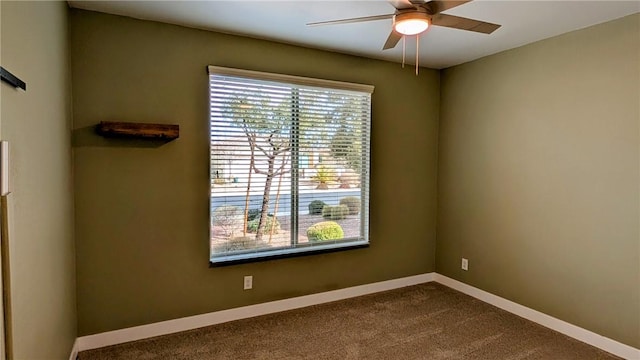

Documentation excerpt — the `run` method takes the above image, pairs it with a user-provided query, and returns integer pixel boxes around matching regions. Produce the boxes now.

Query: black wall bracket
[0,67,26,91]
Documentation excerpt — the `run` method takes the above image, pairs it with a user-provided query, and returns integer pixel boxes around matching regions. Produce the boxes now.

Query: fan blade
[383,30,403,50]
[431,13,501,34]
[388,0,416,10]
[307,14,393,27]
[424,0,472,15]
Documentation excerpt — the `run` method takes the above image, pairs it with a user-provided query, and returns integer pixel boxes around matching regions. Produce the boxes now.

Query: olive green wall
[1,1,77,359]
[437,14,639,348]
[70,9,439,336]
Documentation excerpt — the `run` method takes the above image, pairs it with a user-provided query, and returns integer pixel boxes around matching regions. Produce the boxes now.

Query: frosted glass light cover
[395,19,429,35]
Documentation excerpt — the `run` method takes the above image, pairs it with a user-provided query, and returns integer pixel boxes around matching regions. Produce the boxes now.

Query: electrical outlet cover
[243,275,253,290]
[461,258,469,271]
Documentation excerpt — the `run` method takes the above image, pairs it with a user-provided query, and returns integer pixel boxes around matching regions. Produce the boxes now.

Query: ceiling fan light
[394,12,429,36]
[395,19,429,35]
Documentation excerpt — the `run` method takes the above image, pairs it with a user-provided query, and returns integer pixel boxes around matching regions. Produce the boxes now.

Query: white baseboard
[71,272,639,360]
[76,273,435,352]
[68,339,78,360]
[434,274,640,360]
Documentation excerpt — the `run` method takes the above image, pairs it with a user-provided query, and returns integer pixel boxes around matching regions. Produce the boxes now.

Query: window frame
[208,66,373,266]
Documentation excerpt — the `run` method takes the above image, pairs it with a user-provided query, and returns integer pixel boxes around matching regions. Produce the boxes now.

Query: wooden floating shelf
[96,121,179,140]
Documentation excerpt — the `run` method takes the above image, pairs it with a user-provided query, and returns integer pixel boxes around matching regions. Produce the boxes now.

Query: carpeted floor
[79,282,620,359]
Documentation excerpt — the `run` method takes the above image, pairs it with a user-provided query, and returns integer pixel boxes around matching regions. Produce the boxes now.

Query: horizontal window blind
[209,66,372,264]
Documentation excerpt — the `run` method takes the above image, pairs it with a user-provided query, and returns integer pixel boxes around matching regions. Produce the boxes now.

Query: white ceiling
[67,0,639,69]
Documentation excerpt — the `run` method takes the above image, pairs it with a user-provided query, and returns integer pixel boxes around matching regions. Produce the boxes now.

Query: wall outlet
[243,275,253,290]
[461,258,469,271]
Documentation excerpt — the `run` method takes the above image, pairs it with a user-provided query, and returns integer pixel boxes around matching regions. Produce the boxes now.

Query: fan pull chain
[416,35,419,76]
[402,36,406,68]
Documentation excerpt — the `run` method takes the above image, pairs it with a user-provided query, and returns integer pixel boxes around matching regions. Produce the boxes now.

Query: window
[209,66,373,264]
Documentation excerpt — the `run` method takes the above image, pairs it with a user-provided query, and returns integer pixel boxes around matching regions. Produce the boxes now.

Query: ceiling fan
[307,0,501,50]
[307,0,501,73]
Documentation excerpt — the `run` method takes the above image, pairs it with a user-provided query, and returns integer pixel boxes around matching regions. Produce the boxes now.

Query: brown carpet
[79,283,620,359]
